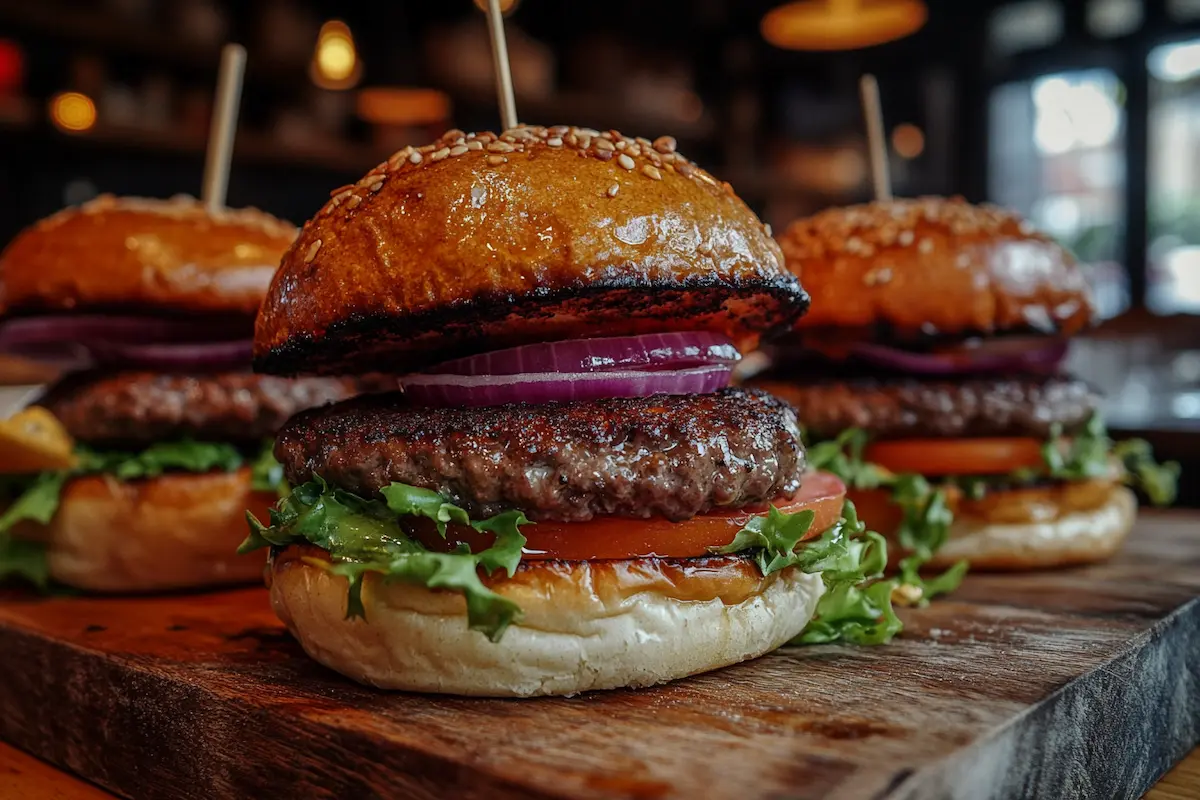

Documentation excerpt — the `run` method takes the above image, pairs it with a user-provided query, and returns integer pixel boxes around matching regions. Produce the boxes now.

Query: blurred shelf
[0,6,300,88]
[0,113,383,174]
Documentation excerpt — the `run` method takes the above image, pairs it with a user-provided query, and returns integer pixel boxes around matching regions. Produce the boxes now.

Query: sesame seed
[486,154,507,166]
[618,154,635,170]
[918,238,934,253]
[305,239,322,263]
[956,253,971,268]
[642,164,662,180]
[898,230,914,246]
[764,223,773,237]
[593,138,614,151]
[369,181,384,192]
[443,128,465,141]
[615,140,627,150]
[409,151,422,165]
[607,183,620,197]
[449,145,468,156]
[653,135,677,153]
[347,195,362,209]
[594,149,614,161]
[466,140,483,151]
[547,137,563,147]
[431,147,450,161]
[549,125,569,135]
[578,134,592,150]
[487,141,513,153]
[627,144,642,157]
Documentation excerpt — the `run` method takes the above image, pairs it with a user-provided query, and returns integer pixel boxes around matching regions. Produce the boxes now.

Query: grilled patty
[41,371,364,446]
[755,375,1098,441]
[275,387,805,523]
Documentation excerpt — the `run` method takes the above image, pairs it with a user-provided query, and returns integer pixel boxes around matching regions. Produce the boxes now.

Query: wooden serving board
[0,511,1197,800]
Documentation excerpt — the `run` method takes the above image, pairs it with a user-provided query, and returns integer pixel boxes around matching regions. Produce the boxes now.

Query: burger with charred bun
[0,196,363,591]
[244,125,900,697]
[753,197,1176,590]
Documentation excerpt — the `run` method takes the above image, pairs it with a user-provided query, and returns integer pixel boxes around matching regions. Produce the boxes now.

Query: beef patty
[275,387,805,523]
[41,371,364,446]
[754,375,1098,441]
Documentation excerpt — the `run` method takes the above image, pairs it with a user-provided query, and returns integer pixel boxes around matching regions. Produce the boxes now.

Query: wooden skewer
[202,44,248,212]
[485,0,518,131]
[859,74,892,202]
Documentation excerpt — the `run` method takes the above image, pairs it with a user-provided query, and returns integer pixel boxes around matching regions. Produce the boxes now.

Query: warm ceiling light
[891,122,924,158]
[49,91,96,132]
[762,0,927,51]
[472,0,519,14]
[311,20,361,90]
[357,87,452,127]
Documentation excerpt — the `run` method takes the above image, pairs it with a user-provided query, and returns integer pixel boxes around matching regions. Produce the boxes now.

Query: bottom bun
[16,468,271,591]
[268,547,824,697]
[928,485,1137,570]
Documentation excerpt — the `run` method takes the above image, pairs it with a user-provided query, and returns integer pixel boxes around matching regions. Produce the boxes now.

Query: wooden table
[0,510,1197,799]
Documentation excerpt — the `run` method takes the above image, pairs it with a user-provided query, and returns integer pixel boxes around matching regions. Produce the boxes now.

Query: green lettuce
[1046,414,1178,506]
[0,439,280,588]
[241,478,530,641]
[249,441,288,497]
[246,481,903,646]
[711,497,900,644]
[808,428,966,604]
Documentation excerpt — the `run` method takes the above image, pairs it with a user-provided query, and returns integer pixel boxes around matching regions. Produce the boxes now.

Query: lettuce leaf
[241,477,530,641]
[715,499,901,645]
[249,440,288,497]
[0,439,258,588]
[247,480,902,646]
[808,428,967,604]
[1047,414,1178,506]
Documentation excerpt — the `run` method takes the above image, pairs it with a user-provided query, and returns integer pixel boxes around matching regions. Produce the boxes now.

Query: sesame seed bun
[776,197,1094,338]
[0,195,297,317]
[253,126,808,376]
[268,546,823,697]
[12,468,271,592]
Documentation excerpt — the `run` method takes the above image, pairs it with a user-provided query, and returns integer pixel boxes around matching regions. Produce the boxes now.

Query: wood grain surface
[0,511,1195,800]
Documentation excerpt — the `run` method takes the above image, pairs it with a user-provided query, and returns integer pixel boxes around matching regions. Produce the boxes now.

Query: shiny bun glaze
[268,545,824,696]
[13,468,272,591]
[0,195,297,316]
[254,125,808,376]
[776,197,1094,338]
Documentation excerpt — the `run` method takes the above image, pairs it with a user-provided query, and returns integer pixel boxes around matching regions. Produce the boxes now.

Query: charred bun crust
[254,126,807,376]
[777,197,1094,338]
[0,195,296,316]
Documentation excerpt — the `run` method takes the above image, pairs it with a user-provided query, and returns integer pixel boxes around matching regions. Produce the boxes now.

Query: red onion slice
[0,315,251,346]
[427,333,741,376]
[0,315,254,371]
[86,340,254,370]
[850,339,1069,375]
[402,365,733,407]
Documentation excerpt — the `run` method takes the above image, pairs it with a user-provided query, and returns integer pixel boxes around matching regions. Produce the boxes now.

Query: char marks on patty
[755,375,1098,441]
[275,387,805,523]
[40,371,365,447]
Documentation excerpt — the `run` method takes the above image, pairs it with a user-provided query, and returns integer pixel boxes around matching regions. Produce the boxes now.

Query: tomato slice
[411,471,848,561]
[864,438,1046,477]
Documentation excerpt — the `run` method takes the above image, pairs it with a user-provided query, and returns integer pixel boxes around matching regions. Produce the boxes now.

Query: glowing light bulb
[49,92,96,133]
[311,20,361,89]
[891,123,924,158]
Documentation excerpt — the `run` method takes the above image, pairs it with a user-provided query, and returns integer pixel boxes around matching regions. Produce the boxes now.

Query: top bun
[0,195,296,317]
[777,197,1094,339]
[254,125,807,376]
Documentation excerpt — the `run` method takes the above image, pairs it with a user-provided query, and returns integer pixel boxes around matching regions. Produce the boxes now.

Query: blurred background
[0,0,1196,500]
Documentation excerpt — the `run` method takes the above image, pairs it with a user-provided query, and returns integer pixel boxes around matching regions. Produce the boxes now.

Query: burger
[242,125,901,697]
[753,197,1177,590]
[0,195,364,591]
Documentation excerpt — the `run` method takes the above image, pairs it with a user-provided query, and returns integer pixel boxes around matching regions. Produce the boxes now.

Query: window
[988,69,1129,318]
[989,1,1063,56]
[1147,39,1200,314]
[1087,0,1142,38]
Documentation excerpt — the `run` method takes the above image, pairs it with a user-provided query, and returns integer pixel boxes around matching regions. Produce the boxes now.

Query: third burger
[754,196,1177,591]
